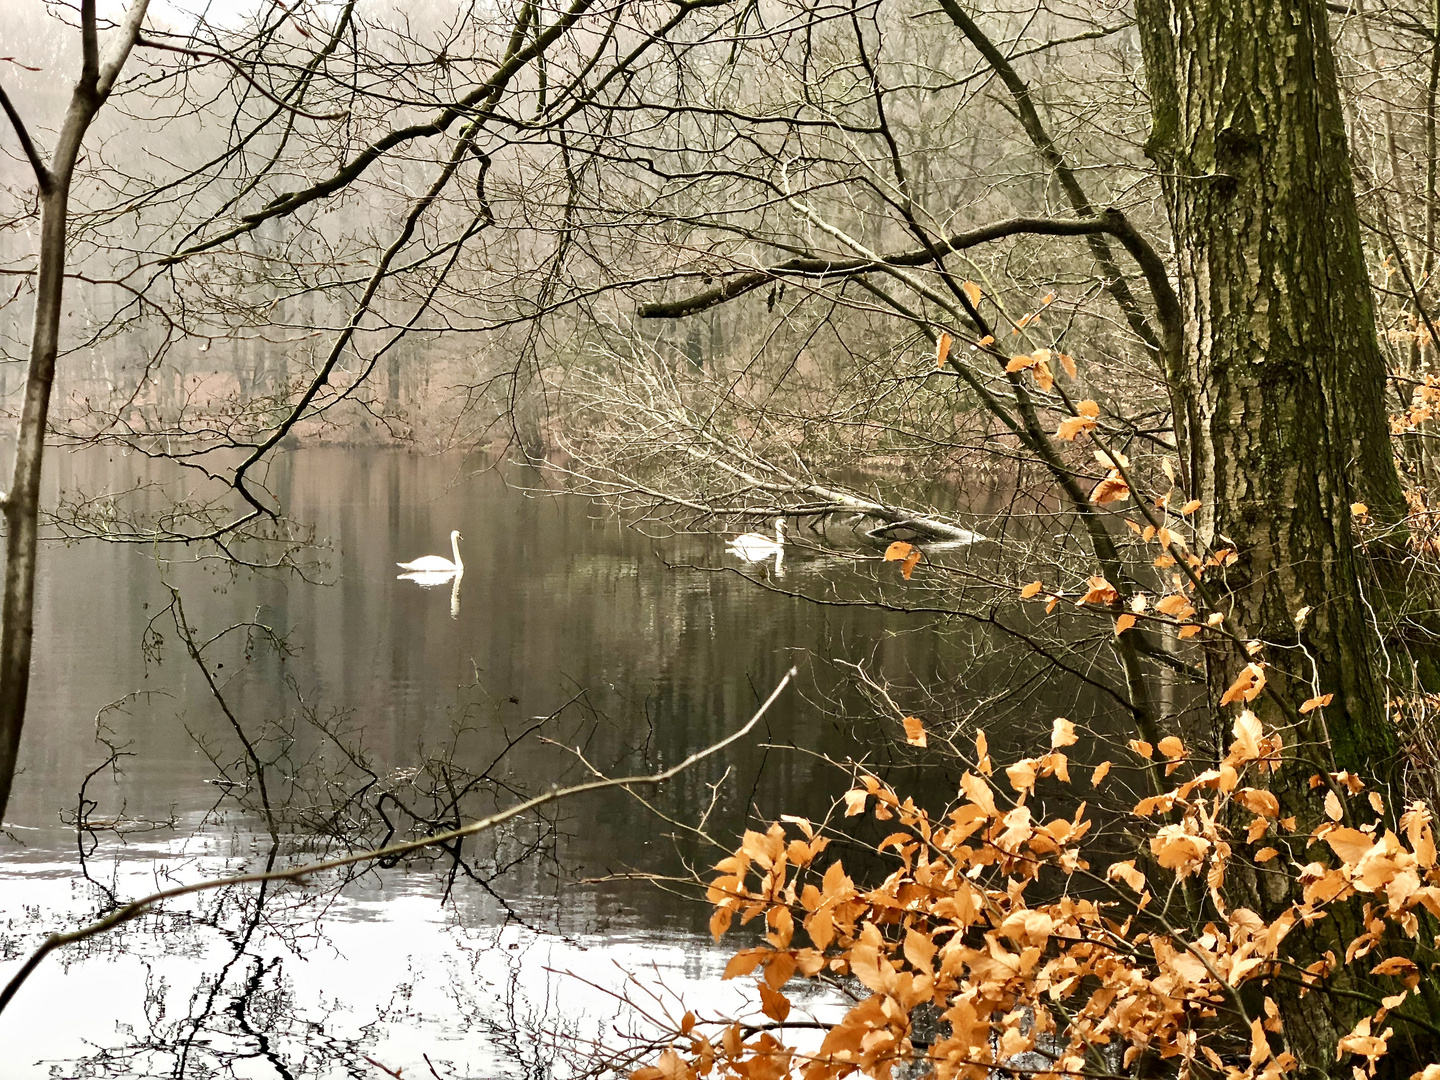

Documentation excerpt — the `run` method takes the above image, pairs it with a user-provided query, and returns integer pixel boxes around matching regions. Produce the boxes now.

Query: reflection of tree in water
[36,860,580,1078]
[20,583,622,1077]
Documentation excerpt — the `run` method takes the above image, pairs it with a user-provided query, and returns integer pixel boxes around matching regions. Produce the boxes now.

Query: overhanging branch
[638,216,1114,319]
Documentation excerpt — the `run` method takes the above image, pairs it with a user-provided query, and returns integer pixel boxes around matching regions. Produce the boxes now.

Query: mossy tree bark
[1137,0,1438,1071]
[1138,0,1408,777]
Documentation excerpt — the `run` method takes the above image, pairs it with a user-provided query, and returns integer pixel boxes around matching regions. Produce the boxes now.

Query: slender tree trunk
[0,0,149,821]
[1137,0,1437,1071]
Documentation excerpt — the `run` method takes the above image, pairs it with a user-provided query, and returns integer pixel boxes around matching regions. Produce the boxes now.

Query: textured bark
[1139,0,1405,775]
[1137,0,1436,1072]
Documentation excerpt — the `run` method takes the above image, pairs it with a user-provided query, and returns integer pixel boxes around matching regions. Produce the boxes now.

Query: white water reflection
[1,849,842,1077]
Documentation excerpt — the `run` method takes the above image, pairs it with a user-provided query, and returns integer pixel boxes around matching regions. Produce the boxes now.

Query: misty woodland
[4,0,1440,1077]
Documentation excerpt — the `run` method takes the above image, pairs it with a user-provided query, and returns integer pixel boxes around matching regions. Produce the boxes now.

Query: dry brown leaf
[1019,580,1043,599]
[1220,663,1267,706]
[1231,710,1263,762]
[1157,736,1185,760]
[1324,789,1344,822]
[1052,717,1078,748]
[902,716,927,748]
[936,331,953,368]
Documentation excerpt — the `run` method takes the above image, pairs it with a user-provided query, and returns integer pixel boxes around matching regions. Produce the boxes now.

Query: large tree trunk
[1138,0,1405,781]
[1137,0,1437,1072]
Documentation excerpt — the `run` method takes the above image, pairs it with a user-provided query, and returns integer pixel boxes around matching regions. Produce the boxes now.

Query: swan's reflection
[398,568,464,618]
[728,547,784,579]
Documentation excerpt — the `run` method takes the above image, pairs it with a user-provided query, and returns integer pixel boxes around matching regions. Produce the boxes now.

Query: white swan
[728,517,785,560]
[398,530,464,573]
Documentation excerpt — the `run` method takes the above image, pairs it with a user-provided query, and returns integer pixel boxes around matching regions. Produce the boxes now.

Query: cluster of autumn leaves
[631,709,1440,1080]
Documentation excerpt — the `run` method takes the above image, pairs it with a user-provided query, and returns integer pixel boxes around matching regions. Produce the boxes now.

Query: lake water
[0,446,1053,1078]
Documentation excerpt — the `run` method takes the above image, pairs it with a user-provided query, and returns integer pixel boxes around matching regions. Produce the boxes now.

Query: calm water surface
[0,447,1031,1078]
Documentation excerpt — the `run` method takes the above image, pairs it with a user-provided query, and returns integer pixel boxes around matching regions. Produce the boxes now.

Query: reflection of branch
[0,667,798,1017]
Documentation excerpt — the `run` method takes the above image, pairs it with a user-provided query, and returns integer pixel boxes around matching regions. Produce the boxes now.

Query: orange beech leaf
[1091,760,1112,786]
[723,948,767,980]
[961,280,982,306]
[1324,789,1344,822]
[1237,788,1280,816]
[1006,354,1036,373]
[1300,693,1334,714]
[1019,580,1043,599]
[1402,802,1437,867]
[657,1049,688,1080]
[1180,498,1202,515]
[1178,624,1202,639]
[762,949,796,988]
[883,541,913,562]
[1231,710,1263,762]
[935,332,953,367]
[1155,593,1191,616]
[843,789,867,817]
[1128,738,1154,759]
[903,926,937,972]
[1372,956,1419,977]
[1368,791,1384,814]
[1157,736,1185,760]
[902,716,927,748]
[1033,358,1055,392]
[1220,663,1267,706]
[1006,758,1038,794]
[960,770,997,816]
[1108,860,1146,891]
[1151,824,1211,877]
[757,980,791,1022]
[1058,352,1077,378]
[1042,292,1056,305]
[1078,575,1119,605]
[977,333,994,347]
[1056,414,1097,440]
[900,548,922,580]
[1052,717,1078,748]
[1255,846,1280,863]
[710,907,734,941]
[1092,474,1130,504]
[1351,502,1369,517]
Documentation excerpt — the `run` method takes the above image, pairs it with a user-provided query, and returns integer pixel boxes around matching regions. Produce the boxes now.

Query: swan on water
[398,530,464,573]
[728,517,785,560]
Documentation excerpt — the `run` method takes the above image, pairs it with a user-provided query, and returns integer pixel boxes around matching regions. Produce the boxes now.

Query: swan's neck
[451,533,464,570]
